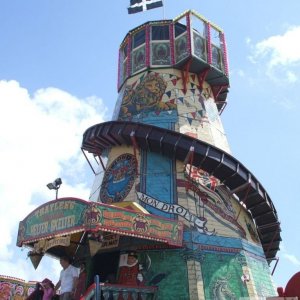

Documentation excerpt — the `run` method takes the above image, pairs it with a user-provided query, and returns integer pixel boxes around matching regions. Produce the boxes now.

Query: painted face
[127,255,137,265]
[135,74,167,107]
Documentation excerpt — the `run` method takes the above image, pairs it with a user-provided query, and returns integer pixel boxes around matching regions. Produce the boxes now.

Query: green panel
[201,252,249,299]
[246,255,276,297]
[141,250,188,299]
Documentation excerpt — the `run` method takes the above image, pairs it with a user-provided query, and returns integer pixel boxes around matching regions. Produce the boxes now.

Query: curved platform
[82,121,281,261]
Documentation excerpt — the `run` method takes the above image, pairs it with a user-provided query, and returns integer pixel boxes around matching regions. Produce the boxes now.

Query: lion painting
[120,73,175,118]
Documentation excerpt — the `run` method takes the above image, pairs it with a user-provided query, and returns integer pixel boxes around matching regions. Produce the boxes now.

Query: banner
[136,192,214,235]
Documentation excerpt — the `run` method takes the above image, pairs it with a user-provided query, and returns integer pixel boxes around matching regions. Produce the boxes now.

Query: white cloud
[283,253,300,266]
[271,95,295,110]
[286,71,297,83]
[249,26,300,83]
[0,80,106,281]
[254,26,300,67]
[278,243,300,268]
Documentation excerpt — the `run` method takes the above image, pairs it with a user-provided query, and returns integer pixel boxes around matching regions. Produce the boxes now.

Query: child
[40,278,54,300]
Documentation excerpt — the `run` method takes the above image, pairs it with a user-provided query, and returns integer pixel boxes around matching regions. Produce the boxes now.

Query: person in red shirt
[74,263,87,300]
[117,252,144,286]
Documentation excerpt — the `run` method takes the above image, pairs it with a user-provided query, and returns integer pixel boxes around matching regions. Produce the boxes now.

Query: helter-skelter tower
[81,10,282,300]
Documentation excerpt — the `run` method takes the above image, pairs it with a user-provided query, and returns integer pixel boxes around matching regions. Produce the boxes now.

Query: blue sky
[0,0,300,290]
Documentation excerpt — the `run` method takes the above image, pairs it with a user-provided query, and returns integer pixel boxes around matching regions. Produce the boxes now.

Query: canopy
[17,197,183,260]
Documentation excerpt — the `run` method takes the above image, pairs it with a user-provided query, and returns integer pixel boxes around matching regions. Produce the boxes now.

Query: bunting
[166,90,172,98]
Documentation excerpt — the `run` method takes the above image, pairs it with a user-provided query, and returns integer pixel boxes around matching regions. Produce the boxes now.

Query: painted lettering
[31,222,49,236]
[50,215,75,232]
[137,191,214,235]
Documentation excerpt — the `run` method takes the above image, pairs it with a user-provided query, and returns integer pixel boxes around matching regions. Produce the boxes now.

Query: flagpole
[162,0,165,19]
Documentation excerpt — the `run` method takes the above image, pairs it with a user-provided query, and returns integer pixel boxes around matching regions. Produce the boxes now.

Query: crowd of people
[26,257,87,300]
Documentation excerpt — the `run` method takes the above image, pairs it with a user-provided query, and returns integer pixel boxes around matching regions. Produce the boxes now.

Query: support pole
[271,257,279,275]
[94,275,100,300]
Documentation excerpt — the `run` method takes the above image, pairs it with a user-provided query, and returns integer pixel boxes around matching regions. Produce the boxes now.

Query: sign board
[17,197,183,247]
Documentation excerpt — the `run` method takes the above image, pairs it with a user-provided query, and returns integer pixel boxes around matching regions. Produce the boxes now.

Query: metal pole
[94,275,100,300]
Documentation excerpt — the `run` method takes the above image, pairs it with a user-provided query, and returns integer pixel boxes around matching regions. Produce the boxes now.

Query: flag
[128,0,163,14]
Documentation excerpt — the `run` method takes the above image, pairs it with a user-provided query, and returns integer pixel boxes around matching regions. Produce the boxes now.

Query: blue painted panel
[132,110,177,129]
[140,149,175,219]
[183,231,265,257]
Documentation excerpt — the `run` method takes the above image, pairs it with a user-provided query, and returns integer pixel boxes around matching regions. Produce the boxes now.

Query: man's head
[59,256,71,269]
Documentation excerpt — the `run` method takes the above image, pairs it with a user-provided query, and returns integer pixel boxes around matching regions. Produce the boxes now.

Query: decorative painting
[119,72,175,119]
[201,252,249,299]
[0,276,36,300]
[100,153,137,204]
[137,191,213,235]
[139,151,176,219]
[211,44,223,71]
[151,42,171,65]
[132,45,146,73]
[193,32,206,61]
[182,164,248,239]
[175,34,189,63]
[246,255,277,298]
[16,198,88,246]
[136,250,189,300]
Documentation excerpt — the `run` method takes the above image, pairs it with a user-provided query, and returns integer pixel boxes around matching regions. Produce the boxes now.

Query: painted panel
[151,42,171,65]
[116,68,230,153]
[102,146,140,204]
[201,252,249,299]
[100,153,137,204]
[138,250,189,300]
[246,254,277,298]
[139,151,175,219]
[0,276,36,300]
[117,71,178,134]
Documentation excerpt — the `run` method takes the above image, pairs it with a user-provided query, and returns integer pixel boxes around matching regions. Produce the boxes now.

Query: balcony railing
[118,10,229,91]
[81,281,158,300]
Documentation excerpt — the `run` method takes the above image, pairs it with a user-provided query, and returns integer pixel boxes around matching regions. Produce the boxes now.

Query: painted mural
[246,254,277,298]
[90,140,275,298]
[113,68,230,152]
[95,12,279,298]
[201,252,249,299]
[137,250,189,300]
[0,276,36,300]
[139,151,176,219]
[100,153,137,203]
[118,72,176,121]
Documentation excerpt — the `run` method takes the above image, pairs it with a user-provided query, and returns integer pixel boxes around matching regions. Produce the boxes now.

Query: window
[151,25,169,40]
[133,29,145,48]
